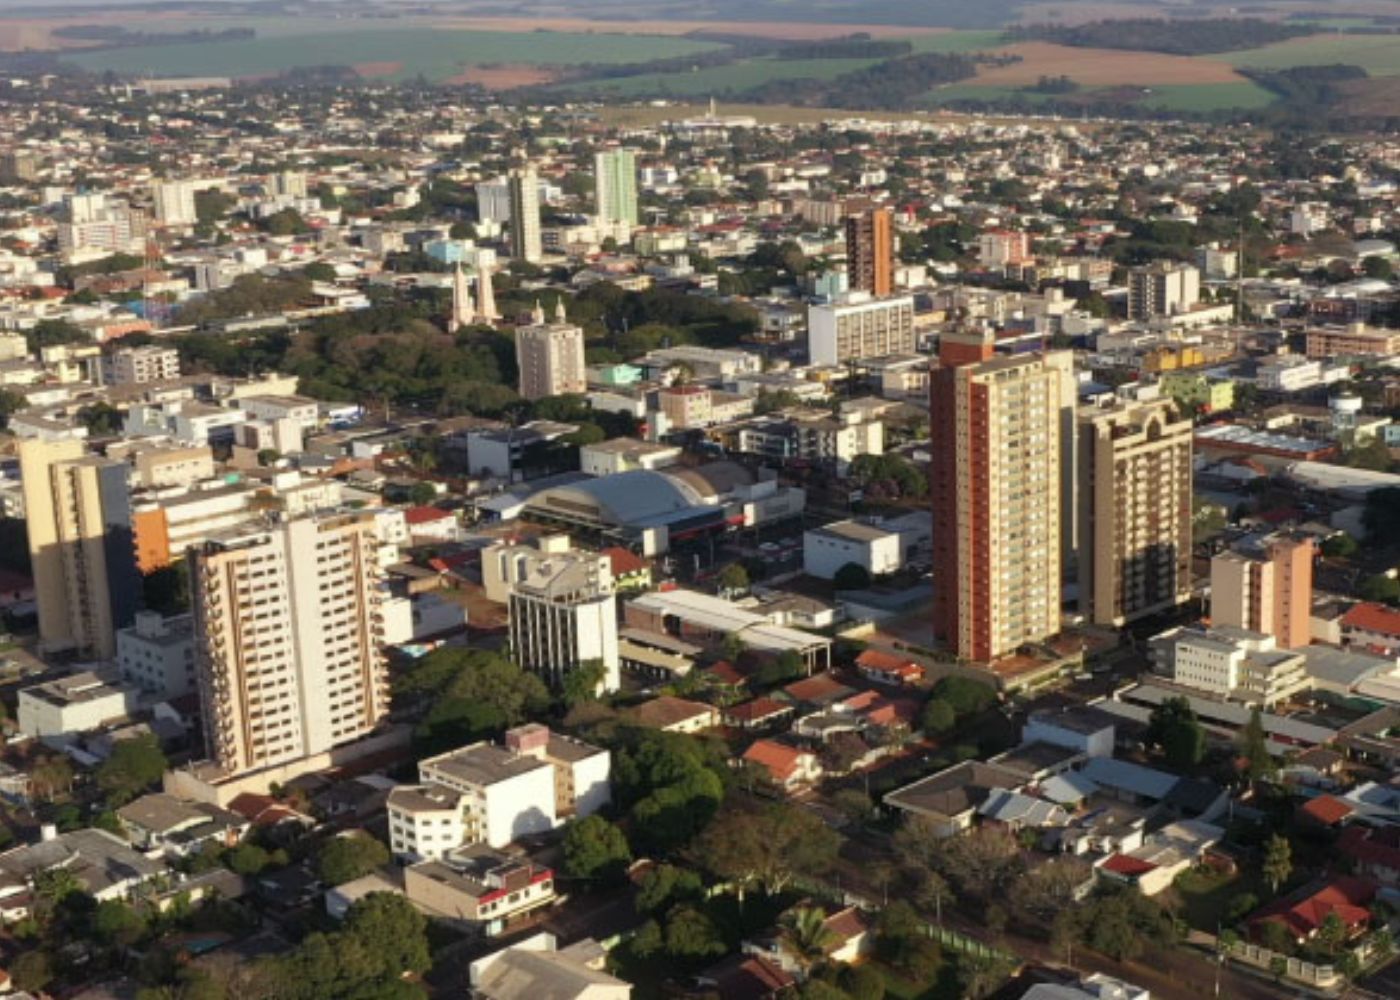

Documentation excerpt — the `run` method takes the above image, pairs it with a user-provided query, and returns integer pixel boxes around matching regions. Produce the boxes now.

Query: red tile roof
[742,739,812,782]
[1338,825,1400,873]
[1250,876,1376,941]
[404,505,453,525]
[783,672,850,704]
[856,648,918,673]
[1343,602,1400,637]
[1102,854,1157,877]
[706,660,747,686]
[725,697,789,723]
[1299,794,1353,827]
[602,546,648,575]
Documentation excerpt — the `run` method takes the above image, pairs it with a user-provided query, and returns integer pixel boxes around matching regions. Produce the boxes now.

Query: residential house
[469,932,632,1000]
[116,792,247,857]
[1249,876,1376,946]
[854,649,924,687]
[627,696,719,734]
[742,740,822,792]
[884,761,1029,838]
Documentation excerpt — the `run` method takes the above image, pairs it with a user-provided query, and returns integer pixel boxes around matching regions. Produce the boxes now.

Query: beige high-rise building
[19,438,140,659]
[1210,533,1314,650]
[931,335,1073,662]
[515,301,585,401]
[1077,400,1194,627]
[190,512,390,776]
[508,166,543,263]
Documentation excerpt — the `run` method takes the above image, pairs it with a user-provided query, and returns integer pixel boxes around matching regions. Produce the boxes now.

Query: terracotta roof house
[1342,602,1400,655]
[1297,794,1354,829]
[693,953,794,1000]
[1249,876,1376,944]
[627,695,719,734]
[723,697,793,731]
[742,740,821,791]
[855,649,924,686]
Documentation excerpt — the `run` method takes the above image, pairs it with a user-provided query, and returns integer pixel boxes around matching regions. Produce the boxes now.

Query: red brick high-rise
[845,207,894,297]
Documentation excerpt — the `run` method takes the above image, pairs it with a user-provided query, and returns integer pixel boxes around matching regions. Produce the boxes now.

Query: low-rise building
[405,847,555,935]
[17,670,138,744]
[803,519,903,581]
[1151,625,1308,706]
[116,792,246,857]
[116,611,196,699]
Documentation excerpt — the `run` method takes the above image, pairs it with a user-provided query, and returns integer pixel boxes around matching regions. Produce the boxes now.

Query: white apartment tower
[151,180,198,227]
[1127,262,1200,319]
[190,512,390,776]
[508,166,543,263]
[514,300,586,400]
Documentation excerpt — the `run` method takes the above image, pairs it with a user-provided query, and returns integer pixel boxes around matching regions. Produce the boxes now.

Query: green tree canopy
[97,734,168,806]
[1148,696,1206,768]
[316,833,390,886]
[561,815,631,883]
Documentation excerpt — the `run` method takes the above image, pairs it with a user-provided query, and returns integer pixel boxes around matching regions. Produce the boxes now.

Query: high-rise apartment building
[807,293,915,367]
[19,438,140,659]
[190,512,390,776]
[102,345,181,385]
[514,301,585,401]
[151,180,197,227]
[594,149,638,227]
[508,166,543,263]
[978,229,1032,268]
[845,207,893,296]
[931,332,1072,662]
[1127,262,1200,319]
[1210,533,1314,650]
[476,179,512,224]
[0,150,39,183]
[1076,400,1194,627]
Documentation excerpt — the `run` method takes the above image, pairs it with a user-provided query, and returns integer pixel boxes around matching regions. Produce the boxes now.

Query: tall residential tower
[845,207,894,297]
[508,166,543,264]
[594,148,638,227]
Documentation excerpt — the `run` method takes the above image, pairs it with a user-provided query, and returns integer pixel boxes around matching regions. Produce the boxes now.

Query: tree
[561,815,631,883]
[930,676,996,718]
[303,262,337,283]
[839,965,885,1000]
[26,318,89,351]
[1358,574,1400,605]
[34,865,83,906]
[1320,533,1358,559]
[664,905,726,960]
[718,562,750,594]
[30,755,74,802]
[833,562,872,591]
[344,891,431,978]
[316,833,389,886]
[0,387,26,429]
[226,842,272,876]
[1017,857,1091,924]
[96,734,168,806]
[11,950,53,993]
[781,906,841,968]
[1317,910,1348,955]
[1239,707,1275,781]
[1148,696,1206,768]
[1263,834,1293,893]
[1260,919,1295,956]
[920,698,956,735]
[635,863,703,915]
[77,401,122,436]
[561,659,608,708]
[694,802,839,901]
[93,898,147,946]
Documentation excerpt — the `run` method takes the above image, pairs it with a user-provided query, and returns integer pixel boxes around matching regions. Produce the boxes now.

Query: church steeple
[531,299,545,325]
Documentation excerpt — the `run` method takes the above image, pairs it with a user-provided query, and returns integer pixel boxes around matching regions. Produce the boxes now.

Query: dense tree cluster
[1006,19,1313,55]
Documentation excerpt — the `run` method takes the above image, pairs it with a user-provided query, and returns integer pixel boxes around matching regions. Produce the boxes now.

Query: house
[976,788,1070,833]
[403,505,460,543]
[116,793,247,857]
[1338,826,1400,888]
[854,649,924,687]
[742,740,822,791]
[693,953,795,1000]
[1297,794,1354,829]
[0,828,166,919]
[1249,876,1376,945]
[821,906,873,964]
[1023,974,1150,1000]
[469,932,631,1000]
[627,695,719,734]
[724,697,793,731]
[782,673,855,709]
[602,547,652,592]
[1022,705,1118,758]
[1342,602,1400,656]
[1095,819,1223,896]
[883,760,1029,838]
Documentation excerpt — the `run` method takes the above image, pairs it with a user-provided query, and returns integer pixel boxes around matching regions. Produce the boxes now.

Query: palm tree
[780,906,841,970]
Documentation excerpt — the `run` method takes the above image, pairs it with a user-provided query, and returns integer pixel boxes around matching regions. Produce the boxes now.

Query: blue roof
[529,470,711,527]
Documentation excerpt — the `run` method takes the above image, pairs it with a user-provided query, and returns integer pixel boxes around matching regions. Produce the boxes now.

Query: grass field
[1135,81,1278,111]
[555,57,884,97]
[1215,32,1400,75]
[61,28,726,81]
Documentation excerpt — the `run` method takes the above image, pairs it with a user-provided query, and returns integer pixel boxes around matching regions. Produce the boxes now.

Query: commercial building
[508,166,543,263]
[1210,533,1314,650]
[578,438,680,477]
[728,408,883,474]
[1127,262,1200,319]
[930,330,1072,662]
[803,520,903,581]
[190,512,390,777]
[103,345,180,385]
[1151,625,1307,706]
[845,207,893,296]
[19,437,140,659]
[806,293,915,366]
[1076,400,1194,626]
[18,670,138,743]
[593,148,638,227]
[515,301,586,401]
[1305,323,1400,360]
[625,588,831,670]
[116,611,196,699]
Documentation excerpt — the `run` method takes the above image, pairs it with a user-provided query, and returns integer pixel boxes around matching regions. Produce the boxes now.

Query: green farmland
[61,27,726,82]
[1215,33,1400,76]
